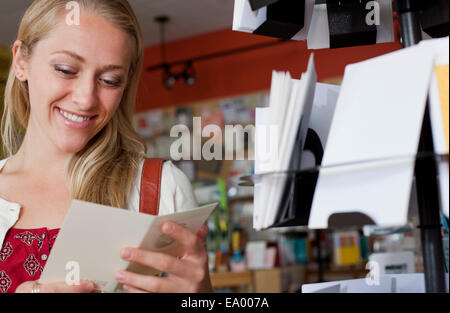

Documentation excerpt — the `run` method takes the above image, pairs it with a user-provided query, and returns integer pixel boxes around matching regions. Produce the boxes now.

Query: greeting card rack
[239,0,449,293]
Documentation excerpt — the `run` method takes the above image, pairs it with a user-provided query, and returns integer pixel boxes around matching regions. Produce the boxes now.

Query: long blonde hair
[1,0,147,208]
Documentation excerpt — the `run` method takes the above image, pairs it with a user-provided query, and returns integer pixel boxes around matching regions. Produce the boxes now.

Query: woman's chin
[57,140,89,155]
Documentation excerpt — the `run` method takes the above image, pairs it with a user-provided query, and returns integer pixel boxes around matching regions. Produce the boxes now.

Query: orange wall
[137,26,402,112]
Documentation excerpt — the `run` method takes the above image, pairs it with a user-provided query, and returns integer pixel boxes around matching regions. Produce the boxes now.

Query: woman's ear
[12,40,28,82]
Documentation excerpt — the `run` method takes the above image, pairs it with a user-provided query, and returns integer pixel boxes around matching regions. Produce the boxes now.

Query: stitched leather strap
[139,158,165,216]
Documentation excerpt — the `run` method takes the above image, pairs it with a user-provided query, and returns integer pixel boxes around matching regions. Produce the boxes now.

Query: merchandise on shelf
[278,231,309,266]
[332,230,361,266]
[230,228,246,272]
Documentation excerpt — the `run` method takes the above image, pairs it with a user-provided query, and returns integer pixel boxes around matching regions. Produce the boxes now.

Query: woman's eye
[100,77,121,87]
[54,65,76,76]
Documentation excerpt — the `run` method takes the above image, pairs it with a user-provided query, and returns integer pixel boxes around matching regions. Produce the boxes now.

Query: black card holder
[249,0,279,11]
[253,0,306,40]
[271,128,324,228]
[326,0,377,48]
[420,0,449,38]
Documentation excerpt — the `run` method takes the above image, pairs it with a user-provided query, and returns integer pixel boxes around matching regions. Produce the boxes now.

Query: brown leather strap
[139,158,165,216]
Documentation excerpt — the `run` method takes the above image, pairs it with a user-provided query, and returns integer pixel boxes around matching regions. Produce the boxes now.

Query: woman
[0,0,212,293]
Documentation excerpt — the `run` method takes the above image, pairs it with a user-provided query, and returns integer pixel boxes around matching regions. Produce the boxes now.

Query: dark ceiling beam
[146,38,291,72]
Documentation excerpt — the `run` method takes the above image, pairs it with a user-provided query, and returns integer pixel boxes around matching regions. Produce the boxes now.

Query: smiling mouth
[57,107,96,123]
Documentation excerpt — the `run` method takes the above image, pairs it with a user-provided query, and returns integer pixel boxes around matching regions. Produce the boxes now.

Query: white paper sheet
[253,56,317,230]
[254,81,284,231]
[302,273,449,293]
[309,43,436,229]
[39,200,217,292]
[254,106,276,229]
[389,273,449,293]
[263,55,317,229]
[254,72,287,230]
[307,4,330,50]
[376,0,395,44]
[302,283,341,293]
[300,82,341,170]
[290,0,316,41]
[302,276,393,293]
[233,0,267,33]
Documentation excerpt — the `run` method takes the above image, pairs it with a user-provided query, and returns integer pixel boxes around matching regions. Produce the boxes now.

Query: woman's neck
[9,128,74,178]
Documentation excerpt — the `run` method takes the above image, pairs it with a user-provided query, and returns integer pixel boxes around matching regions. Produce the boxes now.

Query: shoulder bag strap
[139,158,165,216]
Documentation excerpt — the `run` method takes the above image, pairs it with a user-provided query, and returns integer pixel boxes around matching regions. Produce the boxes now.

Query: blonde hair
[1,0,147,208]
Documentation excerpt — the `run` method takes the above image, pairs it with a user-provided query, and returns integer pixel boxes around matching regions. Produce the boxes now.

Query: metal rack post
[396,0,447,293]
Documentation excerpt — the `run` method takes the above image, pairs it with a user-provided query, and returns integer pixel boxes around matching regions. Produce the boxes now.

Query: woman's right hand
[15,280,96,293]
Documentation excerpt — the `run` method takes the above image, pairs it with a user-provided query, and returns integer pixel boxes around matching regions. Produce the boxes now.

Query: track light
[163,64,177,90]
[182,61,196,86]
[156,15,197,90]
[162,62,196,90]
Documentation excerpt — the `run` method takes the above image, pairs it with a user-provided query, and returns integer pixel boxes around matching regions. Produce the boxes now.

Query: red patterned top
[0,228,60,293]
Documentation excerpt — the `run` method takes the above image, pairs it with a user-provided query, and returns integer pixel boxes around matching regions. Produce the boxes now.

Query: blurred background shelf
[210,268,281,293]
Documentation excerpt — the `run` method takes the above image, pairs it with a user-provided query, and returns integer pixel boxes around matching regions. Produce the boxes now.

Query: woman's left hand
[115,222,213,293]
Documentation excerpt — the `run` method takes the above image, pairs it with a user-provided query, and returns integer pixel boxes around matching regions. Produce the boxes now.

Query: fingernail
[115,270,125,282]
[121,248,132,260]
[163,222,173,233]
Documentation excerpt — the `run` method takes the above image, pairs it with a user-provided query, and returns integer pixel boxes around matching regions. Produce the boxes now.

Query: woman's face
[17,11,133,154]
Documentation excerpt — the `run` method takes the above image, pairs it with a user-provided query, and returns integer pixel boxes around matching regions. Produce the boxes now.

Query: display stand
[242,152,448,292]
[238,0,448,293]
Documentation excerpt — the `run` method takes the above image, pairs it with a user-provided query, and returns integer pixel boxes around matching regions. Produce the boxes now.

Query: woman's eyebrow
[51,50,85,62]
[51,50,127,72]
[101,64,127,72]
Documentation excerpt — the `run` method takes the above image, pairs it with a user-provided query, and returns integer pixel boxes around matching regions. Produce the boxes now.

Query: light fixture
[163,64,177,90]
[155,15,196,90]
[182,61,196,86]
[162,63,196,90]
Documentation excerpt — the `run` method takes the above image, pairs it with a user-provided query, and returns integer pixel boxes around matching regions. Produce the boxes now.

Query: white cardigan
[0,158,198,248]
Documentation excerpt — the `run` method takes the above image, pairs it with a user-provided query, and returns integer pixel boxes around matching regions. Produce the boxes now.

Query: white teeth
[59,108,91,122]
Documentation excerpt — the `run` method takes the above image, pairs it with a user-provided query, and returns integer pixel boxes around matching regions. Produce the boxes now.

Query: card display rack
[238,0,449,293]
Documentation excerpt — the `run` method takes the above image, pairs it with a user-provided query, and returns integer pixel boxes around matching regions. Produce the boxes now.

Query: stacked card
[253,54,317,230]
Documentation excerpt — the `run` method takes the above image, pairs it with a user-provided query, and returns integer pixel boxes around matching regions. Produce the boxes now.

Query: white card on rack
[302,276,393,293]
[233,0,267,33]
[263,55,317,229]
[309,42,436,229]
[307,4,330,50]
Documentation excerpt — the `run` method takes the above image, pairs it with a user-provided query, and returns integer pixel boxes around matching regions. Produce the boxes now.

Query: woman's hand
[115,223,213,293]
[16,280,96,293]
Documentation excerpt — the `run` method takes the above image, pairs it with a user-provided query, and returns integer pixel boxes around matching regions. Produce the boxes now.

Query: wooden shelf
[210,270,254,288]
[228,195,253,204]
[210,268,282,293]
[303,264,368,284]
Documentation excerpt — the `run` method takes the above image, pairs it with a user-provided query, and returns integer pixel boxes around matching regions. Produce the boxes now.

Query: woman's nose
[71,76,98,110]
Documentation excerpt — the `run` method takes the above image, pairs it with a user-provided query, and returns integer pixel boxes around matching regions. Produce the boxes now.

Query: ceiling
[0,0,235,48]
